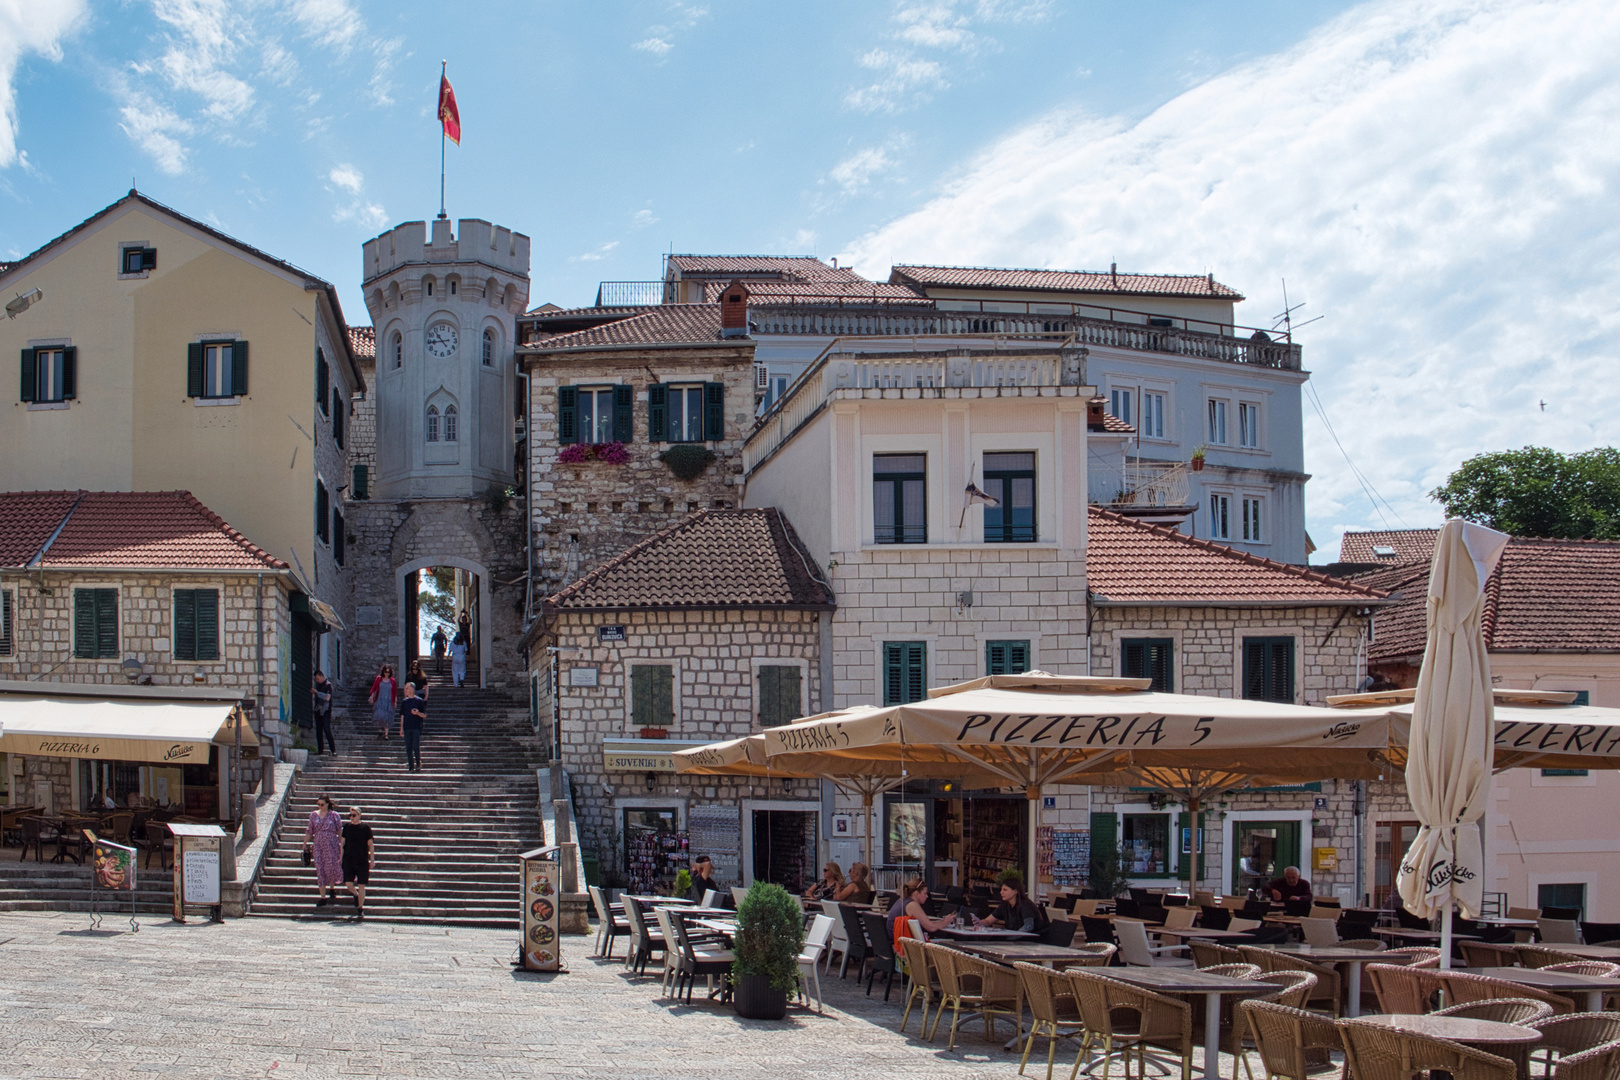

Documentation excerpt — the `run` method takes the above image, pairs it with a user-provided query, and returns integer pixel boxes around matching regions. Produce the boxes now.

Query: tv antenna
[1272,278,1324,342]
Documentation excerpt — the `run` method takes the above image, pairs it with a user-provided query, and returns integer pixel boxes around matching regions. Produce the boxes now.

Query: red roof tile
[668,255,869,284]
[347,325,375,359]
[1337,529,1437,566]
[1087,508,1385,605]
[700,279,928,305]
[890,264,1244,300]
[522,305,746,352]
[545,509,832,611]
[0,491,287,571]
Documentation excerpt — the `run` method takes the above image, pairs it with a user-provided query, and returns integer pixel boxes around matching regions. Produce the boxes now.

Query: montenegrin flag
[438,73,461,145]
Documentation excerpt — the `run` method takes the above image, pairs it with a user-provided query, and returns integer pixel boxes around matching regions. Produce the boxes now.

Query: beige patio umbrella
[761,672,1397,895]
[1394,519,1510,969]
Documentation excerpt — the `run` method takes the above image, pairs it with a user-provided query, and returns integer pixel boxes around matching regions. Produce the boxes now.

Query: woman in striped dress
[303,795,343,908]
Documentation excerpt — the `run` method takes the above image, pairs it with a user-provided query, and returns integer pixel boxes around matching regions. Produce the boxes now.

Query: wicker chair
[1366,963,1434,1014]
[1068,970,1195,1080]
[1206,963,1264,979]
[1521,945,1589,969]
[1015,961,1087,1080]
[1460,941,1521,969]
[1191,941,1246,969]
[1337,1017,1517,1080]
[1053,942,1116,970]
[1243,946,1342,1017]
[1532,1013,1620,1078]
[1432,997,1556,1025]
[1250,970,1321,1011]
[897,935,938,1035]
[1238,1000,1344,1080]
[924,942,1023,1050]
[1547,962,1620,978]
[1380,946,1443,968]
[1553,1040,1620,1080]
[1431,968,1576,1015]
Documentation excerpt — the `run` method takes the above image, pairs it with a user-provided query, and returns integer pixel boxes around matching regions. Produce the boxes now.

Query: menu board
[687,805,741,887]
[522,858,562,971]
[93,839,137,892]
[1051,830,1091,889]
[1036,825,1055,882]
[183,846,220,904]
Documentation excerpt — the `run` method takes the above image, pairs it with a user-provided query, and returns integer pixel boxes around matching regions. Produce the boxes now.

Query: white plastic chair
[798,914,836,1012]
[731,886,749,908]
[820,901,849,973]
[701,889,720,909]
[1115,918,1193,967]
[1301,916,1340,947]
[1163,906,1199,930]
[652,908,681,997]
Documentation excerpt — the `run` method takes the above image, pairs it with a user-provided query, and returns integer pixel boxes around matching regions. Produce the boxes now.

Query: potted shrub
[673,868,693,900]
[1190,446,1206,472]
[732,881,804,1019]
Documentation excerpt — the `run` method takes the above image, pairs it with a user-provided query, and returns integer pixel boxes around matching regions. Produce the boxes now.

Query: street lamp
[5,288,43,319]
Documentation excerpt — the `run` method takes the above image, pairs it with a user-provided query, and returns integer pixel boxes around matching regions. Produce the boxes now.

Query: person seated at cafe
[1266,866,1313,903]
[689,855,719,902]
[980,874,1048,934]
[803,861,845,902]
[835,862,875,905]
[892,877,954,952]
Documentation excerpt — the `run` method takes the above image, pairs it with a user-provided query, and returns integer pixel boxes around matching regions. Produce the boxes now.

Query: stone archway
[395,555,491,689]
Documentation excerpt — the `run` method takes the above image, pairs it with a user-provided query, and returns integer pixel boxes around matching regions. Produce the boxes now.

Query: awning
[0,694,261,763]
[290,593,344,633]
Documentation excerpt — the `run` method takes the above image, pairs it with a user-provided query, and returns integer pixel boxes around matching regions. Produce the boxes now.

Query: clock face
[426,323,459,358]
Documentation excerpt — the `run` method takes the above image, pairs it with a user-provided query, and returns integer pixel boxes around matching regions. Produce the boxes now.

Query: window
[1544,692,1592,775]
[19,347,76,403]
[559,385,631,444]
[986,640,1030,676]
[332,389,344,448]
[883,641,926,705]
[1242,497,1263,542]
[120,246,156,274]
[1207,399,1228,445]
[1143,392,1165,439]
[426,279,433,296]
[332,511,345,566]
[983,451,1036,542]
[1239,402,1260,448]
[1121,813,1172,875]
[172,589,220,662]
[449,279,457,295]
[1110,388,1133,426]
[1209,493,1231,540]
[0,588,12,656]
[757,665,802,727]
[443,404,458,443]
[391,332,403,369]
[874,454,927,544]
[1537,883,1587,918]
[316,348,330,414]
[187,340,247,399]
[1121,638,1174,692]
[352,464,369,499]
[73,588,118,659]
[426,405,440,442]
[316,481,330,544]
[1243,636,1295,703]
[648,382,724,442]
[631,665,674,729]
[482,328,495,366]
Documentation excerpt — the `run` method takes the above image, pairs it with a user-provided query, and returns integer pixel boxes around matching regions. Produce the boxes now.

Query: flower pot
[638,727,668,740]
[1191,458,1205,472]
[733,973,789,1020]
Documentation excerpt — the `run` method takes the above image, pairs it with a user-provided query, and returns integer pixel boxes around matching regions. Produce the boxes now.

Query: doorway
[1374,819,1421,909]
[405,566,480,685]
[1232,819,1304,895]
[748,807,818,894]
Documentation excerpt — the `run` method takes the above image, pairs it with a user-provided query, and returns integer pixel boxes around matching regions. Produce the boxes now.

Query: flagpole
[438,60,448,221]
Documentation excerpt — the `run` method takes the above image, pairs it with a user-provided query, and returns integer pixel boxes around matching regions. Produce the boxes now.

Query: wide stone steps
[250,685,545,930]
[0,860,175,915]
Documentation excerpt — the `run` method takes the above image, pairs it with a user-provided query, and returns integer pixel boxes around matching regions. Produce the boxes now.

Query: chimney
[1110,262,1118,287]
[1087,395,1107,431]
[720,278,749,339]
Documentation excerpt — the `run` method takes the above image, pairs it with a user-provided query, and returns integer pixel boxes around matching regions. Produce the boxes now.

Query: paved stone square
[0,912,1096,1080]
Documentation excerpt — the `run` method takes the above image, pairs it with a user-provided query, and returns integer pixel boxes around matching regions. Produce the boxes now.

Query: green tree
[1430,447,1620,539]
[417,567,458,630]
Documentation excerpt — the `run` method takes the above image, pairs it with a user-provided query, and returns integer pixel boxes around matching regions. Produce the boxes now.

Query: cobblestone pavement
[0,911,1198,1080]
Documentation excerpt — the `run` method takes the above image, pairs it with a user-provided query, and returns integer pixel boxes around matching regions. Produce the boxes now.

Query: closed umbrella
[1395,519,1510,969]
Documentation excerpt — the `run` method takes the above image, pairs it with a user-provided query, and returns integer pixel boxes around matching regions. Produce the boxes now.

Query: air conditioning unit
[755,365,770,390]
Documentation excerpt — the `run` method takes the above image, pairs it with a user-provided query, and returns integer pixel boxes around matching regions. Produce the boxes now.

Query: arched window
[449,279,457,295]
[444,404,458,443]
[426,405,439,442]
[425,279,434,297]
[391,332,403,369]
[482,329,495,366]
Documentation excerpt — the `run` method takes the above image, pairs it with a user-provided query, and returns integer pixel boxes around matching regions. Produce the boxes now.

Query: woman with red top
[368,663,399,740]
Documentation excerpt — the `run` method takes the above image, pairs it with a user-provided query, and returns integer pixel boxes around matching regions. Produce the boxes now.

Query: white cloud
[846,0,1049,113]
[846,50,947,113]
[328,163,362,194]
[632,208,658,227]
[0,0,87,169]
[633,37,673,56]
[286,0,363,54]
[829,145,899,195]
[843,0,1620,559]
[115,78,195,175]
[367,37,403,107]
[325,163,386,230]
[632,2,707,57]
[572,241,620,263]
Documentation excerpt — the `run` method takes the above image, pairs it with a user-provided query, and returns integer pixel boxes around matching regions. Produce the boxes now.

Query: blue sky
[4,0,1618,560]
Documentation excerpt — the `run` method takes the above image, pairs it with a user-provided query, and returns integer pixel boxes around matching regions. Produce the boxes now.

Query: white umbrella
[1395,519,1510,969]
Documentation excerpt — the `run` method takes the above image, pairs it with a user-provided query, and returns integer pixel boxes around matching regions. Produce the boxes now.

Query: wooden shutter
[986,640,1028,675]
[1242,638,1294,702]
[316,348,329,412]
[316,482,329,543]
[59,347,76,400]
[758,666,801,727]
[187,343,204,397]
[0,588,12,656]
[557,386,577,444]
[1122,638,1173,692]
[647,383,667,442]
[196,589,219,660]
[612,384,633,443]
[352,464,368,499]
[174,589,197,661]
[20,348,35,403]
[1088,810,1118,886]
[1269,639,1294,702]
[332,390,343,447]
[703,382,724,441]
[884,642,925,705]
[140,247,157,270]
[94,590,117,658]
[333,511,345,566]
[632,665,673,727]
[73,589,96,657]
[230,340,248,396]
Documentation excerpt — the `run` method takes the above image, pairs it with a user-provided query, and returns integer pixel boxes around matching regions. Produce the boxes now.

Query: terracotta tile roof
[1086,507,1386,605]
[1087,397,1136,434]
[1337,528,1438,566]
[1365,536,1620,660]
[890,264,1244,300]
[0,491,287,571]
[522,305,747,352]
[525,304,651,320]
[700,279,929,305]
[347,325,375,359]
[667,255,868,283]
[546,509,832,612]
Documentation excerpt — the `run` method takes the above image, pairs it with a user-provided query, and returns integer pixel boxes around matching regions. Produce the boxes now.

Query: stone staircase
[0,855,175,915]
[249,683,545,928]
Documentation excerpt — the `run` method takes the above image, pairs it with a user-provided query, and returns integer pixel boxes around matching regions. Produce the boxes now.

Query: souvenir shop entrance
[744,800,819,895]
[881,784,1028,893]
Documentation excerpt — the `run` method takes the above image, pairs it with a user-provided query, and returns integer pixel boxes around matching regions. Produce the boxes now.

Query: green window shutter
[94,589,117,658]
[1122,638,1173,692]
[20,348,35,403]
[1089,810,1118,886]
[60,347,77,400]
[231,340,248,396]
[187,343,204,397]
[140,247,157,270]
[883,643,903,705]
[703,382,724,441]
[332,391,343,447]
[612,384,633,443]
[352,463,368,499]
[647,383,667,442]
[557,386,578,444]
[884,642,925,705]
[1009,641,1029,674]
[73,589,96,658]
[632,666,674,727]
[316,348,329,412]
[0,588,11,656]
[174,589,197,662]
[316,482,329,543]
[1242,641,1265,700]
[1243,637,1294,702]
[987,640,1031,675]
[758,666,801,727]
[195,589,219,661]
[332,512,345,566]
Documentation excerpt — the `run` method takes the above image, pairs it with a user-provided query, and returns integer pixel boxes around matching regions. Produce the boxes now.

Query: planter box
[638,727,669,740]
[733,973,788,1020]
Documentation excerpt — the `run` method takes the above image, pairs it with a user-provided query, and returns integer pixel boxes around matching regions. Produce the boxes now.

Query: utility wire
[1305,381,1408,530]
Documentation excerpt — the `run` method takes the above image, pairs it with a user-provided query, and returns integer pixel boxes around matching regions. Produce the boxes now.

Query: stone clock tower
[362,216,530,498]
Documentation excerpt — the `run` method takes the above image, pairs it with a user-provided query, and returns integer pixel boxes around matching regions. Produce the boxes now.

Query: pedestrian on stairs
[408,660,432,703]
[311,669,337,755]
[368,664,398,740]
[399,682,427,772]
[341,805,374,920]
[303,795,343,908]
[449,634,468,688]
[431,626,448,675]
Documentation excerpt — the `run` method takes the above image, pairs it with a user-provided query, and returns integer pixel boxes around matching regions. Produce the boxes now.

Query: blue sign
[598,625,626,642]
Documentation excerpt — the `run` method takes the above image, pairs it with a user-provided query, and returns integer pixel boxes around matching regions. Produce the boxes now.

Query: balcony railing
[594,280,670,306]
[1088,460,1193,508]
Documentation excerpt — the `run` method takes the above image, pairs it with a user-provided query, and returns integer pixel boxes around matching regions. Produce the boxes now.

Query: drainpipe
[256,572,274,796]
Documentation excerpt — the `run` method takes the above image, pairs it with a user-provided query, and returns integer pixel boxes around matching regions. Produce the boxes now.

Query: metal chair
[1014,961,1086,1080]
[620,899,666,975]
[700,888,720,909]
[1432,997,1555,1025]
[859,910,899,999]
[1540,918,1583,945]
[832,901,871,978]
[730,886,749,908]
[925,942,1023,1050]
[670,911,734,1005]
[1116,919,1192,967]
[1300,917,1340,947]
[1040,919,1079,947]
[589,885,630,958]
[1337,1017,1516,1080]
[650,908,682,997]
[819,901,850,974]
[1237,999,1342,1080]
[17,816,55,863]
[797,913,836,1012]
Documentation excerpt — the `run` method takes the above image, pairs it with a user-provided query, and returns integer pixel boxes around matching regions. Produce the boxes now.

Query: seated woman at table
[803,861,845,902]
[980,876,1048,934]
[835,862,875,905]
[892,877,954,952]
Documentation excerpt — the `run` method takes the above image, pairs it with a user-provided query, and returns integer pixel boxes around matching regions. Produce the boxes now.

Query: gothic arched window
[425,405,439,442]
[443,405,458,443]
[391,332,403,370]
[481,328,495,366]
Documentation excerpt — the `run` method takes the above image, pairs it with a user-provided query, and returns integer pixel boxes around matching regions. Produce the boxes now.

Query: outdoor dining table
[1524,944,1620,961]
[954,942,1102,967]
[931,925,1037,942]
[1354,1013,1542,1079]
[1151,926,1259,941]
[1472,966,1620,1012]
[1472,916,1539,930]
[1261,943,1397,1017]
[625,895,693,906]
[1101,967,1281,1080]
[1371,926,1479,945]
